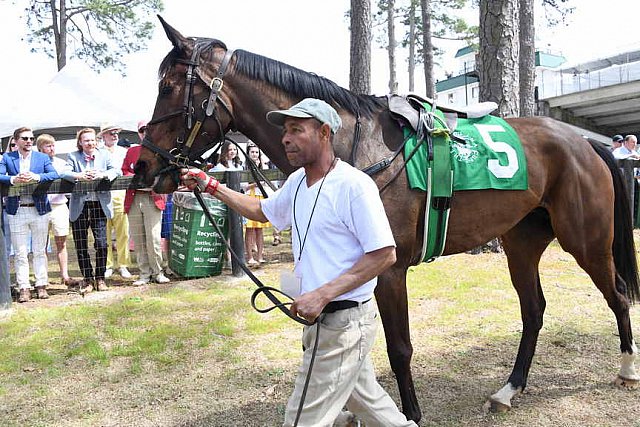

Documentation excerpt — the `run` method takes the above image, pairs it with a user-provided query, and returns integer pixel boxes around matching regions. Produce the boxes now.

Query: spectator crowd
[1,124,276,303]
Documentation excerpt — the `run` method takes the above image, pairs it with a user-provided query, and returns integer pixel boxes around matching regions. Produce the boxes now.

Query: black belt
[19,203,35,207]
[322,298,371,314]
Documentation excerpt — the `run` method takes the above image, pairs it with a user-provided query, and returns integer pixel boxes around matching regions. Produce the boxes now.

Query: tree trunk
[51,0,67,71]
[519,0,535,117]
[387,0,397,94]
[479,0,519,117]
[408,0,416,92]
[350,0,372,95]
[420,0,434,98]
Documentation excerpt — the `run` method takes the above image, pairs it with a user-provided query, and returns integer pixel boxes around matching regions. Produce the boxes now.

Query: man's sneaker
[104,268,113,278]
[132,277,150,286]
[119,267,132,279]
[154,273,170,284]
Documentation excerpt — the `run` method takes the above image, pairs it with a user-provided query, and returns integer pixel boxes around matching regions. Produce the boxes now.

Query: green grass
[1,237,639,426]
[0,285,253,382]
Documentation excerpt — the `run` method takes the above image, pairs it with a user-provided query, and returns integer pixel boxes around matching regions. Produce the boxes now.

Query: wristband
[205,177,219,195]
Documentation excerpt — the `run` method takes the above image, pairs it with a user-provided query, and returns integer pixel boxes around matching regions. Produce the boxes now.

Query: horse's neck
[229,76,391,172]
[334,110,396,170]
[229,81,293,172]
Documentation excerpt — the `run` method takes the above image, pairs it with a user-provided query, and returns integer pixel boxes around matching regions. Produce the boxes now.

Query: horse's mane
[158,38,385,119]
[233,49,384,118]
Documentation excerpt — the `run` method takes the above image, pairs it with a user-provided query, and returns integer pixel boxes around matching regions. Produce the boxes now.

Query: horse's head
[136,16,237,193]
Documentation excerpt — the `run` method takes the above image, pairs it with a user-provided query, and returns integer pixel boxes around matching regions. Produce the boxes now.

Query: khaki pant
[106,191,130,269]
[283,301,417,427]
[128,192,163,279]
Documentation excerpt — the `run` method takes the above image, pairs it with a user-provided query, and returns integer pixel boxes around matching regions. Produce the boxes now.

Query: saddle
[385,95,496,264]
[387,93,498,134]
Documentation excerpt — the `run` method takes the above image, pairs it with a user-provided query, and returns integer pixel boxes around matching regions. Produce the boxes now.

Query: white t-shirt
[261,159,395,302]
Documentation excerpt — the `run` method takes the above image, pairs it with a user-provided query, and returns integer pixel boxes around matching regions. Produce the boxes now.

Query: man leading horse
[180,98,416,427]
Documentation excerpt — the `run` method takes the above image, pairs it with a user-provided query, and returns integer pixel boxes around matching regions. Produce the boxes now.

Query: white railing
[538,61,640,99]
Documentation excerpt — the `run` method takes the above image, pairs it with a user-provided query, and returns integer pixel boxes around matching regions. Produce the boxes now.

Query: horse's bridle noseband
[142,42,236,172]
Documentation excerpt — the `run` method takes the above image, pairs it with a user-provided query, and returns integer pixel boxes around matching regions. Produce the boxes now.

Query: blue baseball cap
[266,98,342,134]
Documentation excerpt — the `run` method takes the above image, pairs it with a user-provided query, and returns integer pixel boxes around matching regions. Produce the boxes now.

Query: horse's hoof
[485,399,511,413]
[614,375,640,390]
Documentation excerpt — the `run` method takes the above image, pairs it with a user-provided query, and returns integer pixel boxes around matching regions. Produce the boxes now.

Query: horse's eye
[160,85,173,96]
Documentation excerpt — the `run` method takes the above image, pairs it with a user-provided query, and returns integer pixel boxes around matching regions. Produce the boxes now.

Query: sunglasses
[109,130,119,136]
[10,143,16,147]
[138,126,147,133]
[19,136,35,141]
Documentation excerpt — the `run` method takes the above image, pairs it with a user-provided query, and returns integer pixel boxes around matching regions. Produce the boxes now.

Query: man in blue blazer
[0,126,59,302]
[60,128,121,292]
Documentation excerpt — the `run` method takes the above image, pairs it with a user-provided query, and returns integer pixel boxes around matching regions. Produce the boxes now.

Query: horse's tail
[589,139,640,303]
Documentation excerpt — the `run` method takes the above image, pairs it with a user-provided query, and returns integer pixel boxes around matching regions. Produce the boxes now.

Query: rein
[192,188,313,326]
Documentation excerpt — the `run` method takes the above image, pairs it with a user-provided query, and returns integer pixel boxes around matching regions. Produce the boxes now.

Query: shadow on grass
[163,325,630,427]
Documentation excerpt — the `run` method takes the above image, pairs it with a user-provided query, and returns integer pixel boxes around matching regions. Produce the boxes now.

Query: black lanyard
[292,158,337,262]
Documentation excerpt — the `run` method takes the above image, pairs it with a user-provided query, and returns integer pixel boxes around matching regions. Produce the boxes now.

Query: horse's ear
[157,15,188,51]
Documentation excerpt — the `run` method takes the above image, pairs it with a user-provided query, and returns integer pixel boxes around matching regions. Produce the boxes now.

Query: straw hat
[97,123,122,138]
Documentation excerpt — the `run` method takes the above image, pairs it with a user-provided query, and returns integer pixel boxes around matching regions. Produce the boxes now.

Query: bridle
[142,40,236,172]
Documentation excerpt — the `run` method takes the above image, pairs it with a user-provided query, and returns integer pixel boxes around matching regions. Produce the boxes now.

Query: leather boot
[63,277,82,288]
[81,279,94,294]
[36,286,49,299]
[96,279,109,291]
[18,288,31,303]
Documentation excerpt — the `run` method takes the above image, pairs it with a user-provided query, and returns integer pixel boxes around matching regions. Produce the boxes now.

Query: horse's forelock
[158,37,227,79]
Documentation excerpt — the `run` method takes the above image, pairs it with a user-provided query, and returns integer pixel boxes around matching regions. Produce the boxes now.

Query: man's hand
[77,170,97,182]
[289,289,331,323]
[14,172,40,184]
[179,168,219,195]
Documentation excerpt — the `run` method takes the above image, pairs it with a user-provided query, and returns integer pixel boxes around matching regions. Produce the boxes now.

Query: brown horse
[136,18,640,423]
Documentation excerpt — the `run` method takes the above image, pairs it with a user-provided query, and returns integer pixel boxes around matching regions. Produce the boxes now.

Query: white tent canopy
[0,62,156,142]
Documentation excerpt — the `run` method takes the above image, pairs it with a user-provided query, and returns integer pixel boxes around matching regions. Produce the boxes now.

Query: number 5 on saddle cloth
[403,102,528,263]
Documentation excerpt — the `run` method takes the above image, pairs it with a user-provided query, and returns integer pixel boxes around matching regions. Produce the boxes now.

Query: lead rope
[191,188,318,426]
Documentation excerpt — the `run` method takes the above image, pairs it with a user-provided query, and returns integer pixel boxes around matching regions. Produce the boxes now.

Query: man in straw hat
[98,123,132,280]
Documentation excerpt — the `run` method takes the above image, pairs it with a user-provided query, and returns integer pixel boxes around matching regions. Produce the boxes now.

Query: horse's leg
[553,221,640,391]
[375,264,421,423]
[488,209,555,412]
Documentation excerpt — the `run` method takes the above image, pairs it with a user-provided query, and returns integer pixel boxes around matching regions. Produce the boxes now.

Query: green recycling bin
[169,192,228,278]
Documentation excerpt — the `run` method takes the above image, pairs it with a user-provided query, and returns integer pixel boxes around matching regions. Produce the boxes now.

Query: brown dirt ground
[4,236,640,427]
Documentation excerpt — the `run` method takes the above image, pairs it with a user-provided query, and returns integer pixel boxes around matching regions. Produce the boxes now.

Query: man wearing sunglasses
[98,124,132,280]
[0,127,59,302]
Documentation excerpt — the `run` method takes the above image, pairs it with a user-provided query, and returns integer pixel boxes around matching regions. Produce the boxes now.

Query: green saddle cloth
[405,111,528,192]
[403,105,528,262]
